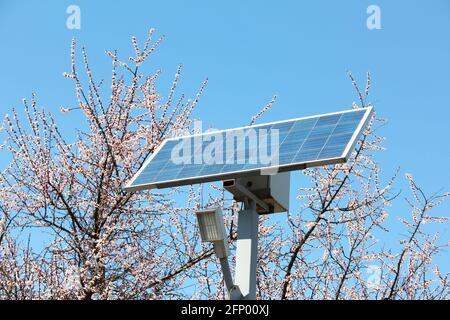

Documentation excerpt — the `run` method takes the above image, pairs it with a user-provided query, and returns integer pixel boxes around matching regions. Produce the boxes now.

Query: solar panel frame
[125,107,373,191]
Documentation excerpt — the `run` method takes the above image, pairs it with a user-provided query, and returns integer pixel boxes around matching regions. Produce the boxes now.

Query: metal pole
[216,256,241,300]
[218,256,234,292]
[234,198,259,300]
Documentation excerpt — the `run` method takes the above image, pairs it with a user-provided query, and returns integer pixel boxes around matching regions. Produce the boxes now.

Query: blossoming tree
[0,30,448,300]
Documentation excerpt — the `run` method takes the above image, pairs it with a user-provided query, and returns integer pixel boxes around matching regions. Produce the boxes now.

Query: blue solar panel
[125,107,373,191]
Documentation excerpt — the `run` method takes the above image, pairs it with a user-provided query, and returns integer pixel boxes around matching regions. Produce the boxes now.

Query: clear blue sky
[0,1,448,269]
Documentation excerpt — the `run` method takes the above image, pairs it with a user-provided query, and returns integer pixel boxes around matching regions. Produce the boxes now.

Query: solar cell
[125,107,373,191]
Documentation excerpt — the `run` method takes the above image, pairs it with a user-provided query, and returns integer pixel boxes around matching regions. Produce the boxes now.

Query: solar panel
[125,107,373,191]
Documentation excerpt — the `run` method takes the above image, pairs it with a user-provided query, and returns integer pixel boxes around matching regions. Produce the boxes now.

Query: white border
[125,107,374,191]
[341,106,374,159]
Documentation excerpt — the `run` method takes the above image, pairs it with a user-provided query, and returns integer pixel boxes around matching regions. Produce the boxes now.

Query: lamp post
[195,207,242,299]
[195,174,291,300]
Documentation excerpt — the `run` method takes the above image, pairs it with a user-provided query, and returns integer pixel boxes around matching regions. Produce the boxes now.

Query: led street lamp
[196,207,229,258]
[195,207,241,299]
